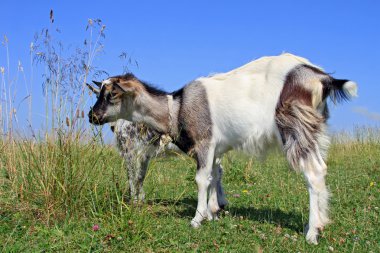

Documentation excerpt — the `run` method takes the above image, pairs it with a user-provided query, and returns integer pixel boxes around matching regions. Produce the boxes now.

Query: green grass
[0,139,379,252]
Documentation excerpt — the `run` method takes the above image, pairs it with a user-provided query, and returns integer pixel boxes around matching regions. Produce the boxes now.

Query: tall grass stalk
[0,12,113,223]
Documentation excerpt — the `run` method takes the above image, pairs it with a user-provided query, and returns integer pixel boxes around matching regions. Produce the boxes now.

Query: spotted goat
[88,53,357,244]
[86,82,228,205]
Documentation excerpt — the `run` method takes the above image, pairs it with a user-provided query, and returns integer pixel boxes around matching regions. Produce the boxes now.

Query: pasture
[1,6,379,252]
[1,131,379,252]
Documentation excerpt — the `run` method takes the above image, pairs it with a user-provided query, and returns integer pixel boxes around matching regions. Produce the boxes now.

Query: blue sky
[1,0,379,134]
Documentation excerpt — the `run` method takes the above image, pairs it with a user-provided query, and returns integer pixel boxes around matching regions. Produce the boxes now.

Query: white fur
[201,54,308,156]
[101,79,112,90]
[343,81,358,97]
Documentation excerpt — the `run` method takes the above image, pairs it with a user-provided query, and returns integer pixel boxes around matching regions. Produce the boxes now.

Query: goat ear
[113,81,137,94]
[86,83,100,95]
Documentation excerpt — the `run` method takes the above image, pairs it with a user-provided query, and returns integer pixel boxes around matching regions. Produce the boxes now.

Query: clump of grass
[0,11,115,225]
[0,136,129,224]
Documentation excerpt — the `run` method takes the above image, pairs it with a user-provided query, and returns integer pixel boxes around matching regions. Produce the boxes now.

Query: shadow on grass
[147,197,303,233]
[227,206,303,233]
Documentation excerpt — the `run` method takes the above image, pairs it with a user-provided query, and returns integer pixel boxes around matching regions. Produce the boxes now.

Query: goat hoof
[305,225,319,245]
[190,219,202,228]
[207,211,219,221]
[217,198,228,210]
[306,235,319,245]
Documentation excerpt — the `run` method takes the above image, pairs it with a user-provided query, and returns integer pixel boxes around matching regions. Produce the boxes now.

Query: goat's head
[87,74,141,125]
[86,81,115,131]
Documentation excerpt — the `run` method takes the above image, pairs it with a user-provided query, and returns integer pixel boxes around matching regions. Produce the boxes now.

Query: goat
[88,53,357,244]
[86,82,228,205]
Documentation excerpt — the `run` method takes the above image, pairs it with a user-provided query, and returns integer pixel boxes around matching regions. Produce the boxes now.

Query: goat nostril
[88,111,103,125]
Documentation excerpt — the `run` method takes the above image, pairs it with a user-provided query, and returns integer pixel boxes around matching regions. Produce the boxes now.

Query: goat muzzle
[88,109,104,125]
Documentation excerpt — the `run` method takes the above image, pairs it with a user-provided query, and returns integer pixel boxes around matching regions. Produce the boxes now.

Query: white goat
[88,53,357,244]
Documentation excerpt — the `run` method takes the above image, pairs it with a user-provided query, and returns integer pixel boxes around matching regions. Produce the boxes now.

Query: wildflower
[370,181,375,187]
[104,234,115,241]
[92,224,100,231]
[242,190,249,193]
[259,233,267,240]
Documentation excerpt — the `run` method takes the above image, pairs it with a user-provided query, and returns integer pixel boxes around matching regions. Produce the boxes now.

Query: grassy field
[0,136,379,252]
[1,13,377,252]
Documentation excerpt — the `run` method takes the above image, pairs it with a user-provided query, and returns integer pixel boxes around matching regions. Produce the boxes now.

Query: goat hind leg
[301,153,329,244]
[207,157,228,221]
[315,143,330,226]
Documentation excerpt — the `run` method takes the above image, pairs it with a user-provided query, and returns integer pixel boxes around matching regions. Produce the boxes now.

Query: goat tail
[324,78,358,103]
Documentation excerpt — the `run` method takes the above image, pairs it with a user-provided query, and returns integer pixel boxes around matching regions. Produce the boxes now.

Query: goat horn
[92,80,102,87]
[86,83,100,94]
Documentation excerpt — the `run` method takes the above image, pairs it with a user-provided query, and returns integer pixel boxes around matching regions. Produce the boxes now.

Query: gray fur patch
[276,101,325,171]
[174,81,213,156]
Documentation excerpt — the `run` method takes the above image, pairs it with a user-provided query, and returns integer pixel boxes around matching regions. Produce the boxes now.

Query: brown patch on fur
[109,76,144,95]
[279,84,312,107]
[276,66,326,171]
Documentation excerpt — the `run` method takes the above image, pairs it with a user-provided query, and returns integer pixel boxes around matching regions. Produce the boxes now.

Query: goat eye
[106,93,119,104]
[105,93,112,101]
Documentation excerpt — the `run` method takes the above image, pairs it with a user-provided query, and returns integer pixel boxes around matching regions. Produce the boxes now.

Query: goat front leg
[191,143,215,228]
[133,155,150,203]
[125,151,147,204]
[126,155,139,203]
